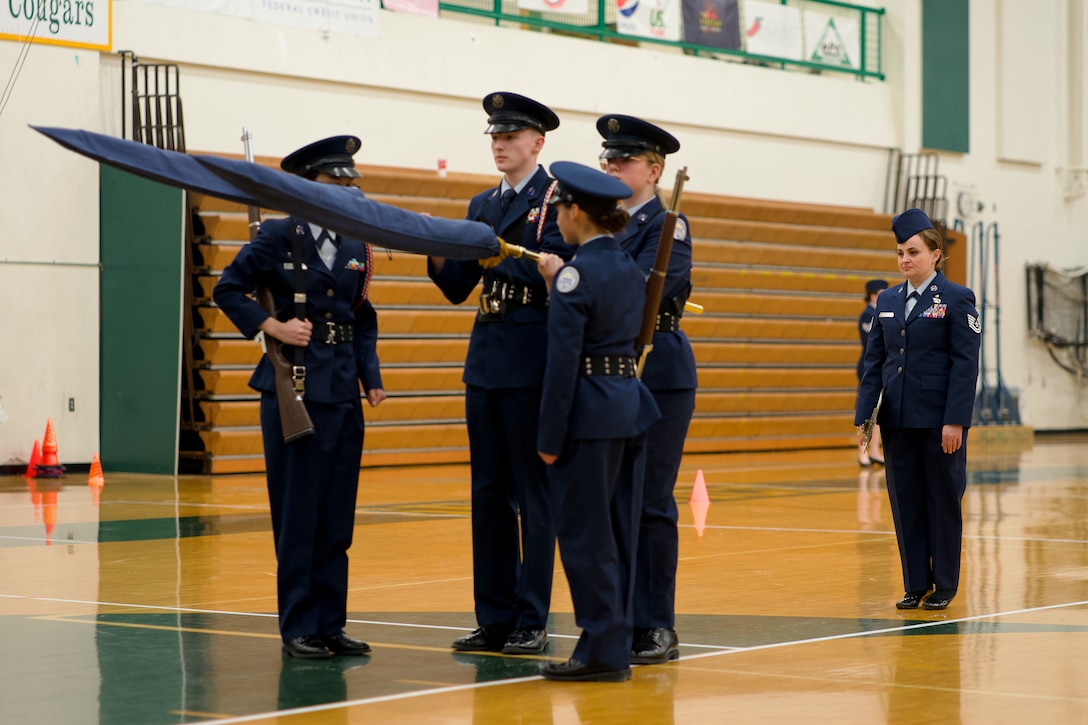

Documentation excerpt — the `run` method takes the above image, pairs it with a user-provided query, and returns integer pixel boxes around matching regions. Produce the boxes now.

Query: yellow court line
[171,711,238,719]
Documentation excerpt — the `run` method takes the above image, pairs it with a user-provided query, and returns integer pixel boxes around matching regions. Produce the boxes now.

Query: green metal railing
[436,0,884,80]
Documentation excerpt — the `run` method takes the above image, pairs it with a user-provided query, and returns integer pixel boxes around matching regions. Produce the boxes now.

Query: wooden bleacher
[182,162,902,474]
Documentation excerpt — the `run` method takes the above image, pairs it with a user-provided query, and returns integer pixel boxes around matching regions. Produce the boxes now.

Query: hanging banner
[124,0,379,36]
[742,0,802,61]
[383,0,439,17]
[0,0,112,50]
[681,0,740,50]
[255,0,379,37]
[517,0,589,16]
[616,0,681,41]
[804,11,860,70]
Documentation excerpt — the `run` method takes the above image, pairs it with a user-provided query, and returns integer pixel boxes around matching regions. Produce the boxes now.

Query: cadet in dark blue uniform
[536,161,661,682]
[214,136,385,658]
[596,114,696,664]
[857,278,887,467]
[854,209,981,611]
[428,93,572,655]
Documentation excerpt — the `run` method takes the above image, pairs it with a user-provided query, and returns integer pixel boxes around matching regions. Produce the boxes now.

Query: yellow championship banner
[1,0,112,51]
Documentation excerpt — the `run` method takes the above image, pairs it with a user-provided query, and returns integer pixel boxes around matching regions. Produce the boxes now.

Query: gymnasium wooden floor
[2,432,1087,724]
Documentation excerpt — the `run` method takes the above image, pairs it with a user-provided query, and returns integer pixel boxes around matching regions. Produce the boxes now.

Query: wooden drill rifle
[635,166,689,379]
[242,127,314,443]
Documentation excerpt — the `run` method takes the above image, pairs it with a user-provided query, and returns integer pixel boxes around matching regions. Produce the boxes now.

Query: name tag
[879,311,895,318]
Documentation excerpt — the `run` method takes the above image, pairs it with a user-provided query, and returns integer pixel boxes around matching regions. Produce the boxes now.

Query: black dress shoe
[501,628,549,655]
[451,626,509,652]
[630,627,679,664]
[322,631,371,655]
[923,589,957,610]
[896,591,928,609]
[282,635,333,659]
[541,658,631,682]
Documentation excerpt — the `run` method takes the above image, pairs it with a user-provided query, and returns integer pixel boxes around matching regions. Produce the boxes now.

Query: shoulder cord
[536,180,559,246]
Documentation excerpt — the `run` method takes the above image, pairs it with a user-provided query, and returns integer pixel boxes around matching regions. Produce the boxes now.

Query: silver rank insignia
[967,313,982,333]
[673,218,687,240]
[555,267,580,294]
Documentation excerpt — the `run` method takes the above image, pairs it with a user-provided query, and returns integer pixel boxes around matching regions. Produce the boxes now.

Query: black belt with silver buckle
[478,278,548,316]
[655,312,681,333]
[316,320,354,344]
[582,355,637,378]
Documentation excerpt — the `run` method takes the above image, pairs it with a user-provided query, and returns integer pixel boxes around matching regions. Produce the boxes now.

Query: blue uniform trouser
[634,388,696,631]
[881,427,968,593]
[550,434,647,670]
[261,394,364,643]
[465,385,555,631]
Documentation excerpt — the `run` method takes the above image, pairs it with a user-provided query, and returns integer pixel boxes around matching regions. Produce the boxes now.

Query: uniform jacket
[614,197,698,391]
[854,272,980,429]
[857,303,877,380]
[428,165,574,389]
[538,236,661,456]
[213,215,382,403]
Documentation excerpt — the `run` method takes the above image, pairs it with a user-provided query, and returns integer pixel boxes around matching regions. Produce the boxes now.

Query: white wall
[1,0,1086,466]
[0,44,103,466]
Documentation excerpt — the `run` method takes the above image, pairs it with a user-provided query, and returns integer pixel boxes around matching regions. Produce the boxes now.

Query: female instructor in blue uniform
[854,208,981,611]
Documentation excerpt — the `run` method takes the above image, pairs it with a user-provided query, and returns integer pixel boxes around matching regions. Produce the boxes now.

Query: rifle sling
[291,224,307,377]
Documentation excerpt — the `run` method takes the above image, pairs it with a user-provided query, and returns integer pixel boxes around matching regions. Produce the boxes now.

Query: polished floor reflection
[3,433,1088,723]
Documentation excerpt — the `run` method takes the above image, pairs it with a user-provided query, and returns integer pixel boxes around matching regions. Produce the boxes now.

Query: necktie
[500,188,517,212]
[316,229,337,270]
[906,290,919,317]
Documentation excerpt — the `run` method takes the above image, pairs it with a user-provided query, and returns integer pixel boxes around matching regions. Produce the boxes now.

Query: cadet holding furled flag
[428,93,572,657]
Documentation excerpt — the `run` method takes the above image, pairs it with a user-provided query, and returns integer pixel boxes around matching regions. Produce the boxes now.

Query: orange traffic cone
[689,469,710,538]
[689,469,710,504]
[25,440,41,478]
[35,419,65,477]
[88,453,105,506]
[42,488,58,545]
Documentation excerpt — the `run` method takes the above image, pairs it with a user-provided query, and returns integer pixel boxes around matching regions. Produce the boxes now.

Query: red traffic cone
[35,419,65,477]
[25,440,41,478]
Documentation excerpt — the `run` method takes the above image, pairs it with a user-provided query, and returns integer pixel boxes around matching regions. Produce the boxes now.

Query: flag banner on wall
[803,11,860,69]
[681,0,740,50]
[0,0,111,50]
[382,0,439,17]
[517,0,589,17]
[742,0,802,61]
[617,0,681,41]
[255,0,379,37]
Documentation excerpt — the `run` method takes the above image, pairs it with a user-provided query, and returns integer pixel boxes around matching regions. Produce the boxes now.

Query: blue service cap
[547,161,632,207]
[280,135,362,179]
[865,279,888,296]
[891,208,934,243]
[597,114,681,160]
[483,92,560,135]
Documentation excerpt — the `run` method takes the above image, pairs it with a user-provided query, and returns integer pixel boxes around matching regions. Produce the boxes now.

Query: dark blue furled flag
[33,125,500,259]
[682,0,741,50]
